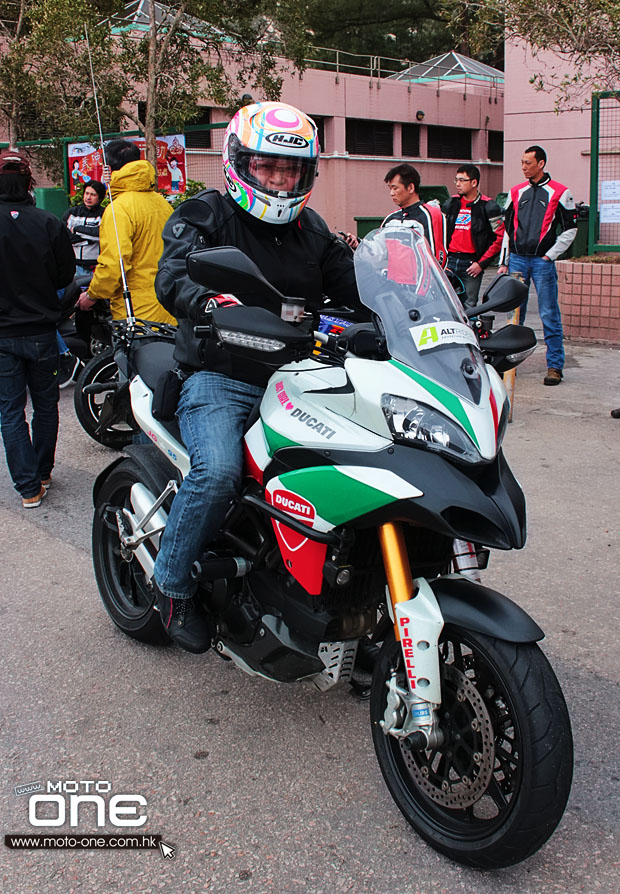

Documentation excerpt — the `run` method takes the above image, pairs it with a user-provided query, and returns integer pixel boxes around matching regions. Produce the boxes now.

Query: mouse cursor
[159,841,175,859]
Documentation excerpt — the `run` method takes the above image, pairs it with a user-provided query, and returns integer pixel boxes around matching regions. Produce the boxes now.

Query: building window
[310,115,326,152]
[488,130,503,162]
[136,104,212,149]
[427,126,472,160]
[346,119,393,156]
[402,124,420,157]
[185,108,212,149]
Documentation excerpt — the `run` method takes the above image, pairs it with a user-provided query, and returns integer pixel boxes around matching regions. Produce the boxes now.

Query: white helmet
[222,101,320,225]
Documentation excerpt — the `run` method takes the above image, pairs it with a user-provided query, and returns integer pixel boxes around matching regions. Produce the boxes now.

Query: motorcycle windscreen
[354,227,488,406]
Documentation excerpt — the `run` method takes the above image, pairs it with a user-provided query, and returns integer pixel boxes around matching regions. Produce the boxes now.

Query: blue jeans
[447,255,483,308]
[0,333,59,498]
[508,254,564,370]
[154,371,264,600]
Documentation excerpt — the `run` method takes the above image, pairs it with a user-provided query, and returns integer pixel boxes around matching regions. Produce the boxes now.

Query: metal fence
[183,124,226,190]
[589,92,620,253]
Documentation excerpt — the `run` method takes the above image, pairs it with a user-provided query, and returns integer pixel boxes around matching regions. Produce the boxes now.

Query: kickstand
[349,676,371,700]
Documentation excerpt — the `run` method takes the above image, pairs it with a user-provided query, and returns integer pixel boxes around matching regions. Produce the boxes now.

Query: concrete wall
[504,41,591,202]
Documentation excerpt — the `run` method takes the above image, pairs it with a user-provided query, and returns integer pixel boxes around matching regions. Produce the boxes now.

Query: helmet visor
[230,143,317,198]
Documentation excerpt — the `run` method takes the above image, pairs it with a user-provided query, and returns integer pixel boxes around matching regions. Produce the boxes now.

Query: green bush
[169,179,205,209]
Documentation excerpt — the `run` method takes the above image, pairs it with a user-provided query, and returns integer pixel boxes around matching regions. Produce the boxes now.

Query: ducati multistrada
[91,227,572,869]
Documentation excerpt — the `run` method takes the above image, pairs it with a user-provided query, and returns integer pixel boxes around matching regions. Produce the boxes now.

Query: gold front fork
[378,522,414,641]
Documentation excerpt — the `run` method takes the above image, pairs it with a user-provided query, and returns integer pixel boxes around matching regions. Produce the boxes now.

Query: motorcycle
[74,317,177,449]
[91,227,572,869]
[56,275,131,448]
[57,272,110,362]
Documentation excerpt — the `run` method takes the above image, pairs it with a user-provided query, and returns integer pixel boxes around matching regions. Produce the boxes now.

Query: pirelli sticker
[410,321,477,352]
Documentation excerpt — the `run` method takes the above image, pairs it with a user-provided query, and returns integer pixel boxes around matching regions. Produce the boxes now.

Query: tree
[0,0,310,175]
[0,0,126,173]
[112,0,310,167]
[449,0,620,107]
[303,0,503,71]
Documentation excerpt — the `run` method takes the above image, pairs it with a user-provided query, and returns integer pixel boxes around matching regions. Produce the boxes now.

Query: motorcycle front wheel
[74,348,134,450]
[370,626,573,869]
[93,458,169,645]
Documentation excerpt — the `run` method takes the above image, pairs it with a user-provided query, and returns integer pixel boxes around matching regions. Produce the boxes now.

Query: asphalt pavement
[1,320,619,893]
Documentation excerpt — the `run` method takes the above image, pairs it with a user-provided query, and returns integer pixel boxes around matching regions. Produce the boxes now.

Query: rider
[153,101,359,653]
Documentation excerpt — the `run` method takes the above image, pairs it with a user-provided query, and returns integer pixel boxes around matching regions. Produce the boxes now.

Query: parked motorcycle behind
[57,272,110,363]
[91,227,572,869]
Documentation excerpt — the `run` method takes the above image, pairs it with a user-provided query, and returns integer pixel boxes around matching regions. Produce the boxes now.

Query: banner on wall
[67,135,186,196]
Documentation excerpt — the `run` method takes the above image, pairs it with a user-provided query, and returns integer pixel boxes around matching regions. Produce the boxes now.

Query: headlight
[381,394,482,463]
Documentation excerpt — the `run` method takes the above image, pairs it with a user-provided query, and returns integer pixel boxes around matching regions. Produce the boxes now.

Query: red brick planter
[557,258,620,343]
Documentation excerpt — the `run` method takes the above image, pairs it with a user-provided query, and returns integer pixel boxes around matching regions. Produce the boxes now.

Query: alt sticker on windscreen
[410,321,478,352]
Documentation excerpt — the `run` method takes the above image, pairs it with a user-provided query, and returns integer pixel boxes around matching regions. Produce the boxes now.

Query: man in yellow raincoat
[77,140,176,325]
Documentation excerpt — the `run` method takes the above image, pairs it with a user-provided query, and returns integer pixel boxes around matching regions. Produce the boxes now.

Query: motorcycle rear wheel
[370,625,573,869]
[74,348,134,450]
[93,459,169,645]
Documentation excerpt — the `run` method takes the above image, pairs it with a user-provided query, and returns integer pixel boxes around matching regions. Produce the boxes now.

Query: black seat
[132,340,176,391]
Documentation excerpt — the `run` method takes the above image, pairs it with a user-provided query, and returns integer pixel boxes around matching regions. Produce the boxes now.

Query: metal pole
[589,94,600,256]
[84,23,135,324]
[505,306,520,423]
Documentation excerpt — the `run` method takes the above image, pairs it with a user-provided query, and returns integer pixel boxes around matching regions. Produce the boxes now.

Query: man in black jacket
[152,101,358,653]
[443,165,505,308]
[0,150,75,507]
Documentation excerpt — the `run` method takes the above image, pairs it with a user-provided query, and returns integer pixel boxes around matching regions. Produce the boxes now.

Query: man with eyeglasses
[442,165,505,308]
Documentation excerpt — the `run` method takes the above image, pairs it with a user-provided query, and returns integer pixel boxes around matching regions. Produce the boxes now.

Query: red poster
[67,135,186,196]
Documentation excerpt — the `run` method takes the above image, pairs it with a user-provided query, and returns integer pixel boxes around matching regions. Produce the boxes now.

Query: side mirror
[464,273,528,319]
[480,324,537,373]
[187,246,285,304]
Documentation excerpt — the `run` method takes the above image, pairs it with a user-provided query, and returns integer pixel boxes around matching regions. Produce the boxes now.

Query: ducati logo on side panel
[272,489,315,523]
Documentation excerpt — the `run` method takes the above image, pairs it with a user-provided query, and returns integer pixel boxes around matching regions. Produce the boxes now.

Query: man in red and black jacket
[443,164,505,308]
[499,145,577,386]
[381,164,448,268]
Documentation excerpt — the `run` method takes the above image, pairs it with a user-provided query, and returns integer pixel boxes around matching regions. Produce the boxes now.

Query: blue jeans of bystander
[153,370,264,600]
[0,333,59,498]
[447,255,483,308]
[508,254,564,370]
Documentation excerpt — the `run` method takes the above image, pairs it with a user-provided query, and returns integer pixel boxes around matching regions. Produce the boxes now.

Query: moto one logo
[266,133,308,148]
[28,781,147,828]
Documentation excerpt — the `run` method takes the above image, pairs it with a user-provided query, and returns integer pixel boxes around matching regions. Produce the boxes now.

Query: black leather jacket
[156,190,359,384]
[0,196,75,336]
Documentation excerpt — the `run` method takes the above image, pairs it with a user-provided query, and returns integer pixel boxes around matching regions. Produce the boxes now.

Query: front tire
[93,458,169,645]
[370,625,573,869]
[74,348,134,449]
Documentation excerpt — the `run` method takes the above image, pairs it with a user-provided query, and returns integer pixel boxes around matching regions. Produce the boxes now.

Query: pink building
[503,41,591,201]
[8,45,504,232]
[186,52,504,235]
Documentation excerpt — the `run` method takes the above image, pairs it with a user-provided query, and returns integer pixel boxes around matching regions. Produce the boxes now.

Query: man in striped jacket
[382,164,448,268]
[499,145,577,386]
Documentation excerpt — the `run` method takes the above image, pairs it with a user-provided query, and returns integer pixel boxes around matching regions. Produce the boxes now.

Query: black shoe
[611,408,620,419]
[154,586,212,653]
[58,353,83,389]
